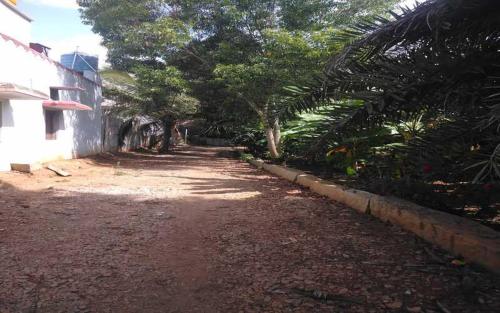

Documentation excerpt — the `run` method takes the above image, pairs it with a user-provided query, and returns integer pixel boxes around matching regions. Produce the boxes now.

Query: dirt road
[0,146,498,312]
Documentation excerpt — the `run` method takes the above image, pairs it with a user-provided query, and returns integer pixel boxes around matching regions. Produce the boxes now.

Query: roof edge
[0,0,33,22]
[0,32,102,87]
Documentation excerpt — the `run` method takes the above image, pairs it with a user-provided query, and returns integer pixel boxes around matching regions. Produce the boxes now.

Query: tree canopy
[79,0,499,223]
[78,0,398,156]
[283,0,500,218]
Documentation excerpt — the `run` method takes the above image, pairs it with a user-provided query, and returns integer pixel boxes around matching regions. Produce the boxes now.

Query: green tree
[79,1,197,151]
[101,67,199,151]
[293,0,500,214]
[213,28,336,157]
[134,66,198,151]
[79,0,398,156]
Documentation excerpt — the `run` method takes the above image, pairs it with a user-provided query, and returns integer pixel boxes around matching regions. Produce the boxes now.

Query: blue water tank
[60,52,99,72]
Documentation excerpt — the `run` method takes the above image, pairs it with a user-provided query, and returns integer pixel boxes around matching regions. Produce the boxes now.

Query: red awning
[42,100,93,111]
[50,86,85,91]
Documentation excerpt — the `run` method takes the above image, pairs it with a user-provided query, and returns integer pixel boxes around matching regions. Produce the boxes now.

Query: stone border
[248,159,500,273]
[10,163,42,173]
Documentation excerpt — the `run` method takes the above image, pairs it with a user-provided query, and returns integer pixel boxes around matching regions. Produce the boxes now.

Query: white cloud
[45,33,108,69]
[25,0,79,9]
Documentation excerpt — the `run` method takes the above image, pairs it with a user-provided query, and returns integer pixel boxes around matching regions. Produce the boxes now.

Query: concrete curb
[248,159,264,169]
[248,160,500,273]
[262,164,304,183]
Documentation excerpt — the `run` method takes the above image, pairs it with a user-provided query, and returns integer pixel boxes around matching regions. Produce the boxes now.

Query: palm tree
[293,0,500,184]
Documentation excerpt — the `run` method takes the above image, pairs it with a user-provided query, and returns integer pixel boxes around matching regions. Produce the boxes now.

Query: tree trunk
[245,100,281,158]
[272,118,281,154]
[265,126,280,158]
[160,118,174,153]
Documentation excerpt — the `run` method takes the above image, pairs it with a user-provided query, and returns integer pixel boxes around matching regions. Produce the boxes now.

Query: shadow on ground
[0,146,499,313]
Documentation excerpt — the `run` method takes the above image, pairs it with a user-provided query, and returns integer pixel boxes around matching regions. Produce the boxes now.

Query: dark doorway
[44,110,63,140]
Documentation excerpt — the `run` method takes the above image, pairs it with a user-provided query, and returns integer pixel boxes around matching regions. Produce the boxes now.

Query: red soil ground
[0,146,498,312]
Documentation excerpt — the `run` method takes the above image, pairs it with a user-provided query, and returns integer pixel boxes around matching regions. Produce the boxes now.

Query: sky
[17,0,107,68]
[15,0,420,70]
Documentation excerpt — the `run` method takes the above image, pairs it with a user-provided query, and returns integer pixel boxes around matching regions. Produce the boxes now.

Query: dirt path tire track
[0,146,498,312]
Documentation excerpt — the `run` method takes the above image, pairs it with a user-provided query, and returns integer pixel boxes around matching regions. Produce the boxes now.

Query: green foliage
[295,0,500,178]
[231,126,268,156]
[100,69,143,116]
[100,69,136,88]
[79,0,199,133]
[79,0,398,156]
[239,153,255,162]
[133,65,197,118]
[288,0,500,216]
[78,0,500,222]
[100,67,198,120]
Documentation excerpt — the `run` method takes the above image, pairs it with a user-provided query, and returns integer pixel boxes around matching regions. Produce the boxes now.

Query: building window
[50,88,59,100]
[44,110,63,140]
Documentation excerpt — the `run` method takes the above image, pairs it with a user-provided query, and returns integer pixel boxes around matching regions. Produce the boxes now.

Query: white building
[0,0,103,171]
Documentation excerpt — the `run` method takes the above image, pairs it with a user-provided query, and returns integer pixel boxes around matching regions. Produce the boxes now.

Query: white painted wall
[0,1,31,45]
[0,33,103,171]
